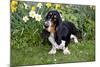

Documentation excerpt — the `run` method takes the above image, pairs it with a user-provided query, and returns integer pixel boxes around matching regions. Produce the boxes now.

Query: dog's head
[44,10,62,32]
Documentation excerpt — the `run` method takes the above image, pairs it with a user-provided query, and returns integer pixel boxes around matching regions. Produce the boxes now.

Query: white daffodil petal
[24,3,28,9]
[35,14,42,22]
[29,10,36,18]
[23,16,29,22]
[37,3,42,8]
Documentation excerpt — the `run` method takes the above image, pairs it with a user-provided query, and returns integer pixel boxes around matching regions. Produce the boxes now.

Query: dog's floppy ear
[58,11,62,22]
[54,26,62,45]
[55,11,62,27]
[55,24,70,45]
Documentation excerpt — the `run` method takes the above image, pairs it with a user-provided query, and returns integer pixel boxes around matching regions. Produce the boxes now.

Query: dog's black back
[54,21,78,46]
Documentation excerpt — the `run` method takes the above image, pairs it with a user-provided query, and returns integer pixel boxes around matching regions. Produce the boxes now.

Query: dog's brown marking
[54,15,57,18]
[49,21,56,32]
[54,19,56,21]
[47,13,57,32]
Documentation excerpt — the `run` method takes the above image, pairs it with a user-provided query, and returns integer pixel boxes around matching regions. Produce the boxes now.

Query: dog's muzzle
[44,23,49,28]
[44,20,51,28]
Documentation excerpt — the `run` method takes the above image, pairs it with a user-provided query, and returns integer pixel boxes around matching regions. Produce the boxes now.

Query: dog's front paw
[48,49,56,54]
[63,49,70,55]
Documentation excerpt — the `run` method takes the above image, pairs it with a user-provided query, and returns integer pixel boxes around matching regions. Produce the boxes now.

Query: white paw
[54,44,59,49]
[57,46,62,49]
[48,49,56,54]
[63,49,71,55]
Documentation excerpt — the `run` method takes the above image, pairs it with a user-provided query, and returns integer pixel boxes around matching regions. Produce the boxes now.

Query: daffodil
[46,3,52,8]
[31,6,36,11]
[11,6,17,13]
[37,3,42,8]
[29,10,36,18]
[23,16,29,22]
[89,5,95,10]
[35,14,42,22]
[24,3,28,9]
[11,0,18,13]
[11,0,18,6]
[55,4,61,10]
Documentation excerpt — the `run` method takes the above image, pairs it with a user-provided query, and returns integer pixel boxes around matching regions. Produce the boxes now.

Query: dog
[41,10,78,55]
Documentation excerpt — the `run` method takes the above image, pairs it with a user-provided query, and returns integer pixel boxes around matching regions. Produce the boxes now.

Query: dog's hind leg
[59,40,70,55]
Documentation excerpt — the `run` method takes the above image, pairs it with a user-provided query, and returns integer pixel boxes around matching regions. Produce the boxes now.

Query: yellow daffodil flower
[31,6,36,11]
[29,10,36,18]
[23,16,29,22]
[11,6,17,13]
[11,0,18,6]
[46,3,52,8]
[55,4,61,10]
[11,0,18,13]
[35,14,42,22]
[37,3,42,8]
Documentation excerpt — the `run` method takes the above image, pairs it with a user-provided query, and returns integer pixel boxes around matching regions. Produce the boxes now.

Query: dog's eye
[49,13,52,15]
[48,15,51,18]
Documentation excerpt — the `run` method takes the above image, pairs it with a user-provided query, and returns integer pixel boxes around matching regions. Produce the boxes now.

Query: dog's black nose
[44,25,48,28]
[44,22,49,28]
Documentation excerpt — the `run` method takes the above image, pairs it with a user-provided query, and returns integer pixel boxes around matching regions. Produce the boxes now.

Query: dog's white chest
[48,33,66,49]
[48,33,59,48]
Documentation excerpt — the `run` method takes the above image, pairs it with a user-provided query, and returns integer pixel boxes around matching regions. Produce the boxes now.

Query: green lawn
[11,40,95,66]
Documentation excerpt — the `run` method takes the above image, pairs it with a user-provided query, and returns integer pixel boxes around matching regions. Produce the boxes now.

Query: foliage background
[11,1,95,66]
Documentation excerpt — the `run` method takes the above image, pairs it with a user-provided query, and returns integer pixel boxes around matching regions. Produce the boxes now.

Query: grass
[11,40,95,66]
